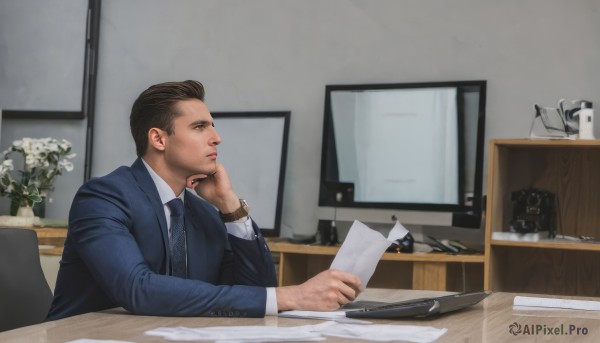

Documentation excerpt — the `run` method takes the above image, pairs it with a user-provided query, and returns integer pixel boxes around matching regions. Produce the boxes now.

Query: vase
[16,205,35,217]
[0,203,40,227]
[9,198,46,218]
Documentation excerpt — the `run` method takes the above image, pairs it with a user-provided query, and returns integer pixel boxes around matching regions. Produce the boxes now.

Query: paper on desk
[321,323,447,343]
[514,296,600,311]
[278,310,372,324]
[144,321,447,343]
[330,220,409,286]
[65,340,134,343]
[145,324,324,342]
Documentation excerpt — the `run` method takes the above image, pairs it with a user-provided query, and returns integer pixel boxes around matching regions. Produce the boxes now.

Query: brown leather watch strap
[219,199,249,222]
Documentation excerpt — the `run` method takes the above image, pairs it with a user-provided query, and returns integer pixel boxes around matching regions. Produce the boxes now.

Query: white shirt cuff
[224,216,255,240]
[265,287,278,315]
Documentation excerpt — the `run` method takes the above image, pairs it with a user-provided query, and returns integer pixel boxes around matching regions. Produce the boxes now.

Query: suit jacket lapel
[184,191,204,279]
[130,158,170,264]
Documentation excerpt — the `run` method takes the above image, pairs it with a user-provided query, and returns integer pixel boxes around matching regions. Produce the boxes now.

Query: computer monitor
[212,111,290,236]
[318,80,486,228]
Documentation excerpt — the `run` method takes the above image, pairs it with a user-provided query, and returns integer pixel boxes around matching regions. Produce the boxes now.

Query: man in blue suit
[47,80,362,320]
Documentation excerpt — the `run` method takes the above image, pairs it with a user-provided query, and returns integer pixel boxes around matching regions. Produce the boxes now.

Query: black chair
[0,228,53,332]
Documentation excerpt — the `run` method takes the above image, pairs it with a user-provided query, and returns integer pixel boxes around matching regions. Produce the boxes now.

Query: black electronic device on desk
[344,290,491,319]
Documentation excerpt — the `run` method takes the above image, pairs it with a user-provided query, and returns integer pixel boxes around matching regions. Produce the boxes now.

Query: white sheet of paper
[514,296,600,311]
[330,220,408,286]
[145,322,447,343]
[145,323,328,342]
[278,310,371,324]
[320,323,447,343]
[65,340,134,343]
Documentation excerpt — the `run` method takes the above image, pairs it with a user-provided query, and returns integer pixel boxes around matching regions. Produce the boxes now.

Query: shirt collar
[141,158,185,205]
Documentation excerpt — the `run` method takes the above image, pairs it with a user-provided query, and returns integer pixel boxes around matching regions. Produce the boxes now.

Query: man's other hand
[275,269,364,311]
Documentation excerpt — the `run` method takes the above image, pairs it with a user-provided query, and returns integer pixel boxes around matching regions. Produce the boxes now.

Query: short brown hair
[130,80,205,156]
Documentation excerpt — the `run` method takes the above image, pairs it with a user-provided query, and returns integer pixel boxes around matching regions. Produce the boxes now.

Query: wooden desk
[267,241,484,292]
[2,289,600,342]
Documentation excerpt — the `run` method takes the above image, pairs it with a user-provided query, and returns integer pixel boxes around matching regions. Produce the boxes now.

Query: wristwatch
[219,199,249,222]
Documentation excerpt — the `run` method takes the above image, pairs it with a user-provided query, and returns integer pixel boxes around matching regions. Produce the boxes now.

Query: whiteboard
[0,0,87,114]
[212,112,290,236]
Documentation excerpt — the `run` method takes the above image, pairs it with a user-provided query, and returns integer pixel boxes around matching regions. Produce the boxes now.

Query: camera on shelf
[509,188,556,238]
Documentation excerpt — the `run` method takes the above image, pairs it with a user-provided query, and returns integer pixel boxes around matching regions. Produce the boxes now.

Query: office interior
[1,0,600,338]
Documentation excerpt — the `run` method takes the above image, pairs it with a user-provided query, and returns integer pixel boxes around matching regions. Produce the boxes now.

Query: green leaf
[26,184,43,205]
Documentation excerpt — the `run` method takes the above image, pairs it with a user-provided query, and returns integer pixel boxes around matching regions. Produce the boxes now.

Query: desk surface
[2,289,600,342]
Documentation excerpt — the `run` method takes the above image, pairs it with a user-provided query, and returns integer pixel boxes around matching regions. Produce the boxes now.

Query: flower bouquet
[0,137,75,220]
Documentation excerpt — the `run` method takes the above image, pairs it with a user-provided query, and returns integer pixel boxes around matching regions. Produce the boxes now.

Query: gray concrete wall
[0,0,88,219]
[2,0,600,241]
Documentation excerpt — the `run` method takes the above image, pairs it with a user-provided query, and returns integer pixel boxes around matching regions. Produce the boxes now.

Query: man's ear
[148,128,167,152]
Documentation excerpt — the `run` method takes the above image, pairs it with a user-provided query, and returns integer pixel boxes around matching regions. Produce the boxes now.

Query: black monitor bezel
[318,80,486,227]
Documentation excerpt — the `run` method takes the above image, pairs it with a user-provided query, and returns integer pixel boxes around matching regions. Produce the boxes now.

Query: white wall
[0,0,88,219]
[3,0,596,238]
[91,0,600,239]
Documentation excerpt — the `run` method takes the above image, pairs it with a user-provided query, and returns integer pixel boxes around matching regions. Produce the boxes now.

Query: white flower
[59,160,74,172]
[0,137,76,208]
[0,159,14,172]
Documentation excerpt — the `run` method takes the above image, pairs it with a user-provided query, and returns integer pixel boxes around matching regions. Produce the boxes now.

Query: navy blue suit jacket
[47,158,277,320]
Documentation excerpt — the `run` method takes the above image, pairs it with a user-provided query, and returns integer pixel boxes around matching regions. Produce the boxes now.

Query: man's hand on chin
[186,164,239,213]
[186,174,209,188]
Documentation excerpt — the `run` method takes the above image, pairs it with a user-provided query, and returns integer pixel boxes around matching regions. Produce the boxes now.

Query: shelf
[490,239,600,251]
[267,241,484,263]
[490,138,600,148]
[484,139,600,296]
[268,240,484,292]
[381,251,484,263]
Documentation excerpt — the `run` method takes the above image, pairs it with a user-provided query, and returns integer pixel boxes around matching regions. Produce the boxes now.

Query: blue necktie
[167,198,186,278]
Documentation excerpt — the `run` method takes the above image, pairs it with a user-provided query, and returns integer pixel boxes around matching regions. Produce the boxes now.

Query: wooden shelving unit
[484,139,600,296]
[12,225,485,291]
[32,227,67,255]
[268,240,484,292]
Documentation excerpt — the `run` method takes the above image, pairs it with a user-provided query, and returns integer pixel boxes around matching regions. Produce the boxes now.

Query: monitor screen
[212,111,290,236]
[318,81,486,228]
